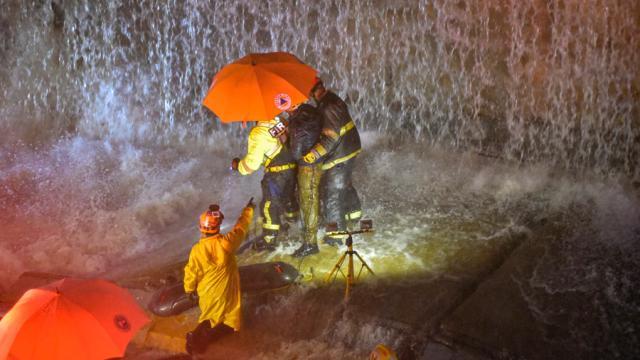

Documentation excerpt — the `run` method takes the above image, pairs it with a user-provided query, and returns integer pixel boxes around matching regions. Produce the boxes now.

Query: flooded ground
[99,133,640,359]
[2,133,638,359]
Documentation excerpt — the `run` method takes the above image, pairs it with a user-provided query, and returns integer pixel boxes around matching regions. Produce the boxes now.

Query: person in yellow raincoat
[183,198,255,355]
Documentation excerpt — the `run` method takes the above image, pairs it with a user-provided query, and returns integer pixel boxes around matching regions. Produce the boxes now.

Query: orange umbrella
[0,278,150,360]
[202,52,317,122]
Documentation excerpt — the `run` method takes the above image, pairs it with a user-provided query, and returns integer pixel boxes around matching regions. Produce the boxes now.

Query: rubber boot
[291,242,319,258]
[253,230,277,252]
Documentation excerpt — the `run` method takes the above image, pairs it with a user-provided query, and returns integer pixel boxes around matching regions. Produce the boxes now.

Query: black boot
[254,241,276,252]
[253,231,277,252]
[291,243,319,258]
[187,321,212,355]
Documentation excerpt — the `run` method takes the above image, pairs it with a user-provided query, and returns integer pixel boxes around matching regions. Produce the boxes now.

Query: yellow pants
[297,163,323,245]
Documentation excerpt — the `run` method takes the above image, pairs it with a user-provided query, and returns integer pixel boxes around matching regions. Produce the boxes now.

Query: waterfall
[1,0,638,176]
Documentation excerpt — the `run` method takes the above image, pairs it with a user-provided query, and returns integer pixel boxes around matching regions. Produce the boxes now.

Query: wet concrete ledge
[438,218,604,360]
[335,225,529,359]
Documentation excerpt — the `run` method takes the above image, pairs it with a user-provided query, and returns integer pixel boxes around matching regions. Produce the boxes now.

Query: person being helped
[183,198,255,355]
[287,102,324,258]
[303,78,363,246]
[231,118,298,251]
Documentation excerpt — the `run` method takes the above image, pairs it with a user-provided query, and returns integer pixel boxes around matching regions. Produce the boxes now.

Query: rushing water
[1,1,639,359]
[1,0,638,173]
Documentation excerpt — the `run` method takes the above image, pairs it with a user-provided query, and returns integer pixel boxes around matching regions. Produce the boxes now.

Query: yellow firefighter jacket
[238,120,292,175]
[183,206,254,330]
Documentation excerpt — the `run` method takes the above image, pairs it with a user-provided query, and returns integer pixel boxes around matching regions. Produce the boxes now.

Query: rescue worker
[231,117,298,251]
[287,103,324,257]
[302,78,363,246]
[183,199,255,355]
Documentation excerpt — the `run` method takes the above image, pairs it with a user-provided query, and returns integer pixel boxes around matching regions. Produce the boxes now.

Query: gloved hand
[303,149,320,164]
[186,291,198,303]
[230,157,240,172]
[246,197,255,209]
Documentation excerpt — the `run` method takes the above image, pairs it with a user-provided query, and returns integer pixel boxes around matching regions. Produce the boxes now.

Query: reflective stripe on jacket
[310,91,361,168]
[239,121,296,175]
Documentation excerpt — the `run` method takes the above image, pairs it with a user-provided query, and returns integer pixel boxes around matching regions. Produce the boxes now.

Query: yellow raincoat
[238,120,283,175]
[183,206,254,330]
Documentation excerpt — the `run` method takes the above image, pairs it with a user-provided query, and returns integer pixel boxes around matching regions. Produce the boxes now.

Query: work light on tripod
[324,220,375,301]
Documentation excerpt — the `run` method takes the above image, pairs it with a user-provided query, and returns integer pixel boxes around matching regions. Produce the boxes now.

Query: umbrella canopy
[202,52,317,122]
[0,278,150,360]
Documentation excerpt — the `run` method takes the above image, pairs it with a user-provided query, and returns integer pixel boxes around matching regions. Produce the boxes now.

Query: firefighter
[287,103,324,257]
[183,198,255,355]
[231,118,298,251]
[303,78,363,246]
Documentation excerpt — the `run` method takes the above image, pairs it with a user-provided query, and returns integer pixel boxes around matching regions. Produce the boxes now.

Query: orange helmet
[369,344,398,360]
[199,204,224,234]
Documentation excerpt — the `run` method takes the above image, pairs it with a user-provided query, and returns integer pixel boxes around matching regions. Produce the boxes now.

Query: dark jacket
[310,91,362,170]
[288,104,322,166]
[266,144,296,169]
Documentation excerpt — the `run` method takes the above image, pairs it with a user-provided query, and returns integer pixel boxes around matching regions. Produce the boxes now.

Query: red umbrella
[202,52,317,122]
[0,278,150,360]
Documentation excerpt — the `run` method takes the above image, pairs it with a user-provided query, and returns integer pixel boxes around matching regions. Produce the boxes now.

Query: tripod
[325,229,375,301]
